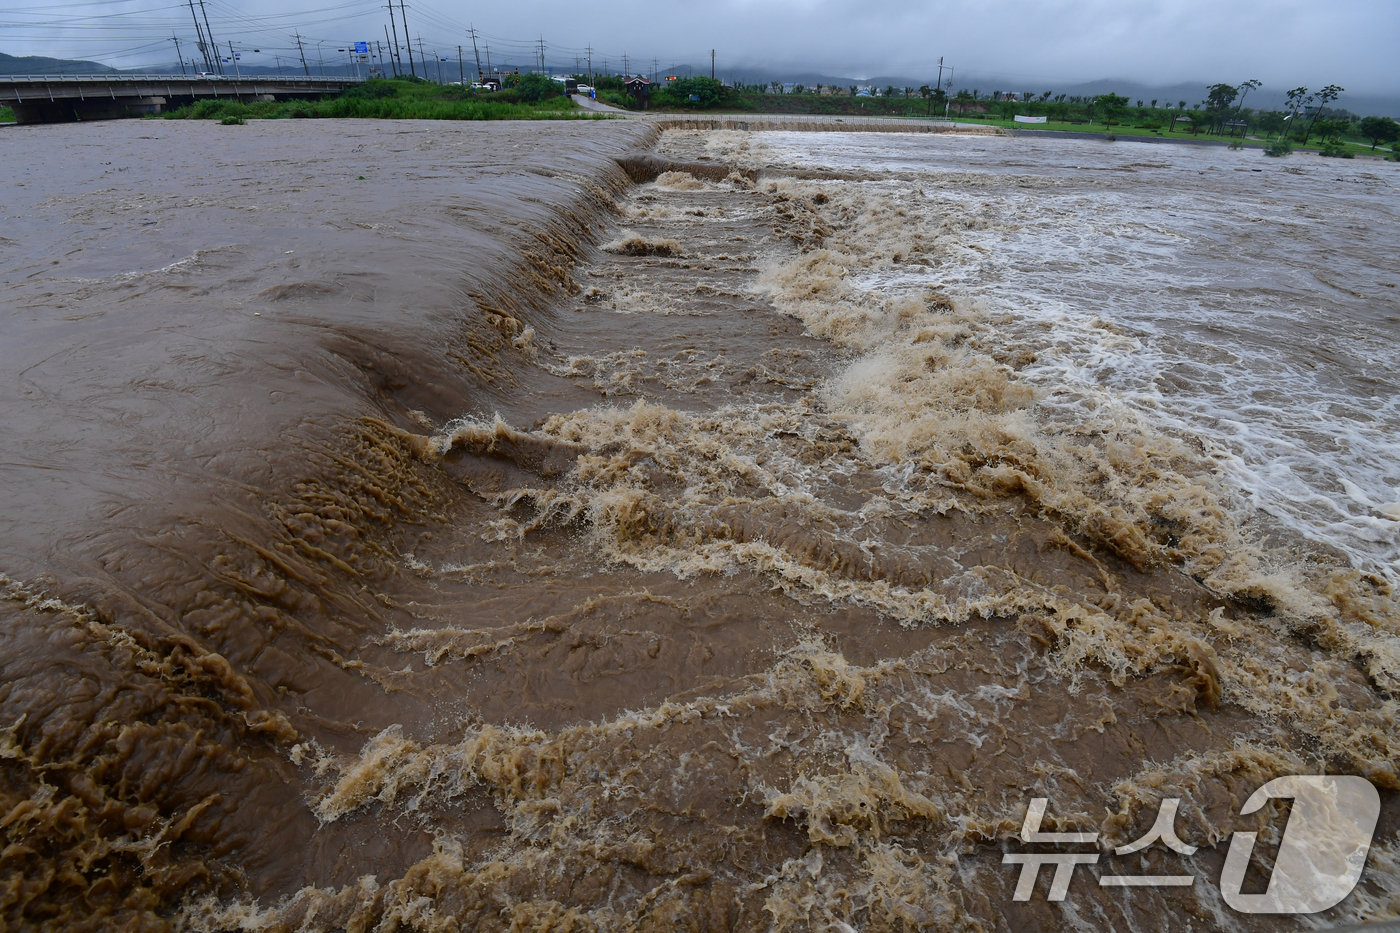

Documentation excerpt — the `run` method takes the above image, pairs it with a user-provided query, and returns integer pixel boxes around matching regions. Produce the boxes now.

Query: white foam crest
[755,131,1400,579]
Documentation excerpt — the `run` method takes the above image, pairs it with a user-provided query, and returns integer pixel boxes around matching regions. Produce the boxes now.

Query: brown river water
[1,119,1397,932]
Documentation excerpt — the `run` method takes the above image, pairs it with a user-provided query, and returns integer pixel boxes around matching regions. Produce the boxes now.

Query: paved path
[569,94,628,114]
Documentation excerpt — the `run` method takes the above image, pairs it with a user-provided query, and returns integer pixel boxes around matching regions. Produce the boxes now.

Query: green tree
[1359,115,1400,150]
[1282,86,1309,140]
[1184,110,1211,135]
[653,76,728,108]
[1313,118,1349,139]
[1097,92,1129,126]
[1302,84,1343,141]
[514,72,563,102]
[1255,111,1287,136]
[1206,84,1238,109]
[1236,79,1261,111]
[1201,83,1240,134]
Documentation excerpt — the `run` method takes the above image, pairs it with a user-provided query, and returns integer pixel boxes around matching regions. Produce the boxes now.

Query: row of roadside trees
[577,73,1400,153]
[946,81,1398,153]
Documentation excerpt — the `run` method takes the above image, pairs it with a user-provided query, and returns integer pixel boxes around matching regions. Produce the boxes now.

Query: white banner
[1014,115,1047,124]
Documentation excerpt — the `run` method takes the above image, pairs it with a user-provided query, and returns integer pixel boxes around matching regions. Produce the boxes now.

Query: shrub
[652,77,729,109]
[219,115,245,125]
[514,73,564,103]
[161,76,586,123]
[341,79,398,100]
[1318,139,1354,158]
[1265,139,1293,157]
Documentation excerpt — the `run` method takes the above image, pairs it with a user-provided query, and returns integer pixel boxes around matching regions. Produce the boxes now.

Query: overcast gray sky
[5,0,1396,95]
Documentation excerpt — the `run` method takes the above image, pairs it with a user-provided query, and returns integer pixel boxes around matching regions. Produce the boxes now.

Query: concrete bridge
[2,74,362,124]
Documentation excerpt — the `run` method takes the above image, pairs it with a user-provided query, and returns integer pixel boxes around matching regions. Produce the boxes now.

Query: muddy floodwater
[1,119,1397,932]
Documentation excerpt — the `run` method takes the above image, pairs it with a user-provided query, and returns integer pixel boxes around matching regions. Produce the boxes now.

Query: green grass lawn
[606,90,965,118]
[0,106,14,123]
[161,77,601,122]
[946,114,1385,156]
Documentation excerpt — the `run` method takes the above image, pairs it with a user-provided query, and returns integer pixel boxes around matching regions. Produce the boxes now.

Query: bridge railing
[0,74,365,84]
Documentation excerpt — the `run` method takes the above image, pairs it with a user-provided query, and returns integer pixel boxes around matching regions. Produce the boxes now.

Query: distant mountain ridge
[0,51,117,75]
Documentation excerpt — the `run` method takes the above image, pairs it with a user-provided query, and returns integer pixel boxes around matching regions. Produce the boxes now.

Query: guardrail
[0,74,364,83]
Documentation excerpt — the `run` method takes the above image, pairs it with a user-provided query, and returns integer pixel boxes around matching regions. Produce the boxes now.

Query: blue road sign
[354,41,369,54]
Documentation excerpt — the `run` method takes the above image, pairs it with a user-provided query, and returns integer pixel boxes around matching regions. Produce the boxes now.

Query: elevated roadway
[1,74,362,124]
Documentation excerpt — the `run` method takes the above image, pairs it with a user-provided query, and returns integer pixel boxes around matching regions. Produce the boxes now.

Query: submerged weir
[0,119,1396,931]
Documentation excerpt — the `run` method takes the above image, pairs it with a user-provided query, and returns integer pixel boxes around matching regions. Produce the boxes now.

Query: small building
[625,75,650,107]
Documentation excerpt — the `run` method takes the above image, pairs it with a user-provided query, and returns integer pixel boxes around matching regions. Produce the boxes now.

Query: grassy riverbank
[162,76,597,122]
[0,106,14,123]
[943,114,1390,156]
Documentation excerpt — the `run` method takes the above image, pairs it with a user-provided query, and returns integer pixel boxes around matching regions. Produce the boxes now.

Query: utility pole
[171,36,186,75]
[399,0,416,77]
[537,37,547,73]
[274,54,282,75]
[385,5,402,76]
[185,0,213,72]
[380,34,395,77]
[197,0,221,73]
[935,57,945,121]
[457,45,464,85]
[228,41,240,78]
[711,49,714,81]
[622,54,628,79]
[294,32,310,76]
[468,26,483,81]
[417,36,428,80]
[586,44,592,83]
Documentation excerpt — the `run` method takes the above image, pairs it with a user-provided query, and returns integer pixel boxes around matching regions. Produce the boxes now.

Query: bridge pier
[12,97,168,124]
